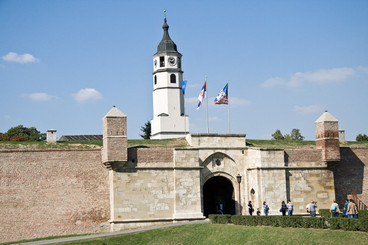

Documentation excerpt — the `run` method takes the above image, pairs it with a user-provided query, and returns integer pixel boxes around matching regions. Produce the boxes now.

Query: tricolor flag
[197,81,207,110]
[214,83,228,104]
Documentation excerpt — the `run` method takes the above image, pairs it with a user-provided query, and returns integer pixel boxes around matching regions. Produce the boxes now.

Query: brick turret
[315,111,340,162]
[102,106,127,166]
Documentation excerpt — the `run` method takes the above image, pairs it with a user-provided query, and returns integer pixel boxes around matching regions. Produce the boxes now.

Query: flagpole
[183,77,186,137]
[206,75,209,134]
[228,80,230,134]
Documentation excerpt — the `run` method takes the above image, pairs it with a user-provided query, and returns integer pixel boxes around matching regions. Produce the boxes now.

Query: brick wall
[0,149,110,243]
[128,147,173,163]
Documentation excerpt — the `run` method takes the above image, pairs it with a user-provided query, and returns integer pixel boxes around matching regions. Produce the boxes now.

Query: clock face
[154,59,157,67]
[168,56,176,66]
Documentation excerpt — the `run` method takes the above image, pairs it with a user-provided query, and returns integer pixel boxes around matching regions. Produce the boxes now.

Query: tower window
[160,56,165,67]
[178,57,181,69]
[154,75,157,85]
[170,74,176,83]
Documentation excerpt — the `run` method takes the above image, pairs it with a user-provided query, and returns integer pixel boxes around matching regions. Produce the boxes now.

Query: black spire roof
[156,17,179,54]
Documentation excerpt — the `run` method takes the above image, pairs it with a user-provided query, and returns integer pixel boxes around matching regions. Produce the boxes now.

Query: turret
[102,106,127,166]
[315,111,340,162]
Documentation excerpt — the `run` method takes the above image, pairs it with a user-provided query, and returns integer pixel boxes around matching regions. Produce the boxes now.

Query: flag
[181,80,187,95]
[197,81,206,110]
[214,83,228,104]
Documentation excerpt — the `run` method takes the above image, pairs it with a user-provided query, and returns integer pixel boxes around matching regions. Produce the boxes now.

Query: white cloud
[3,115,10,120]
[357,66,368,74]
[2,52,40,64]
[209,116,221,122]
[22,92,57,102]
[293,105,324,115]
[73,88,102,102]
[261,67,356,88]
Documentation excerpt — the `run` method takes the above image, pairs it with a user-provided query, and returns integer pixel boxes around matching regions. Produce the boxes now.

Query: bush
[356,134,368,141]
[209,214,231,224]
[211,214,368,232]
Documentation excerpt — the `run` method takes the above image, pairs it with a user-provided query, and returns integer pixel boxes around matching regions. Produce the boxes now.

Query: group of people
[247,199,359,218]
[248,201,270,216]
[331,199,359,218]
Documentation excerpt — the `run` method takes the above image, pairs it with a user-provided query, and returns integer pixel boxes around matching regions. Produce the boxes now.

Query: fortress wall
[0,149,109,243]
[283,149,334,212]
[128,148,173,165]
[111,170,175,222]
[334,147,368,205]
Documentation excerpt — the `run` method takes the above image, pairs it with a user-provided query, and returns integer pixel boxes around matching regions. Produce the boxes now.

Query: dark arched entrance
[203,176,235,217]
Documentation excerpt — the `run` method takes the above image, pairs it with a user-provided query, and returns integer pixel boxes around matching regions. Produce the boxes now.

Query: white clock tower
[150,17,189,139]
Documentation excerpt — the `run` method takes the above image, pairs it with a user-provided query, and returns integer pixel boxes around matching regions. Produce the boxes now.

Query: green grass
[56,223,368,245]
[1,138,367,150]
[1,233,96,245]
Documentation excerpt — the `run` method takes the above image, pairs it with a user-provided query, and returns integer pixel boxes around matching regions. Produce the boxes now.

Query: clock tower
[151,17,189,139]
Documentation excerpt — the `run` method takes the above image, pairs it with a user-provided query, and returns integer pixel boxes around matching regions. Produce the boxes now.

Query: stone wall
[0,149,109,243]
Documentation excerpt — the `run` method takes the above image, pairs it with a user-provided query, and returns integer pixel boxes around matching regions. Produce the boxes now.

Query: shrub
[209,214,231,224]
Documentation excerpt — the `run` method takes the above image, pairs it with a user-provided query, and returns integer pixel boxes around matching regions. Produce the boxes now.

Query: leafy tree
[0,125,45,141]
[356,134,368,141]
[140,121,151,140]
[272,129,284,140]
[271,128,304,141]
[290,128,304,141]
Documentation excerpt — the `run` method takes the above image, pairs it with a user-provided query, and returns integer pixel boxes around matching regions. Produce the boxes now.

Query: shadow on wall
[334,147,365,205]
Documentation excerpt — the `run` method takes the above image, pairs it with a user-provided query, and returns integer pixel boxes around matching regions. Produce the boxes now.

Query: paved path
[18,220,210,245]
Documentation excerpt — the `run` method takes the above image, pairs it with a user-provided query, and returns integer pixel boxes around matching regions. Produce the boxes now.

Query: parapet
[186,133,246,148]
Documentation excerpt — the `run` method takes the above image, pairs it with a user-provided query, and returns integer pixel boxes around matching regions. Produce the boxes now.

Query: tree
[140,121,151,139]
[290,128,304,141]
[0,125,45,141]
[356,134,368,141]
[271,128,304,141]
[272,129,284,140]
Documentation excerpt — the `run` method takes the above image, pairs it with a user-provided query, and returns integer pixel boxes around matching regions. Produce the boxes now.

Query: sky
[1,0,368,141]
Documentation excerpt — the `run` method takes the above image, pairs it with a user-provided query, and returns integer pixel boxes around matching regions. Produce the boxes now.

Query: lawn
[58,223,368,245]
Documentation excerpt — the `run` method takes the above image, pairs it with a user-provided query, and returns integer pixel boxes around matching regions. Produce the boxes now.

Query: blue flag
[181,80,187,95]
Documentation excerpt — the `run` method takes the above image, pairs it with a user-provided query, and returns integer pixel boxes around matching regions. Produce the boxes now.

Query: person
[342,207,347,217]
[248,201,254,216]
[307,200,317,217]
[287,200,293,216]
[256,208,261,216]
[263,201,269,216]
[280,201,287,216]
[347,199,358,218]
[344,199,349,210]
[216,201,223,215]
[330,200,340,217]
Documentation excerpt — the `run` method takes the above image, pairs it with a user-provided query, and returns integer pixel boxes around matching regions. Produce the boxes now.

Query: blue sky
[1,0,367,140]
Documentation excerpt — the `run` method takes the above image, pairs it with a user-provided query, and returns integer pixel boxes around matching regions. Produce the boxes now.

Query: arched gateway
[203,176,236,217]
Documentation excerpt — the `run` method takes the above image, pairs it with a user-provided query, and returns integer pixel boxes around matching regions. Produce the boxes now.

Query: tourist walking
[344,199,349,210]
[263,201,269,216]
[248,201,254,216]
[330,200,340,217]
[280,201,287,216]
[307,200,317,217]
[287,200,293,216]
[347,199,358,218]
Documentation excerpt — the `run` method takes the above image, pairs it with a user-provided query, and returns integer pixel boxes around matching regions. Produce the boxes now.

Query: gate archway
[203,176,235,217]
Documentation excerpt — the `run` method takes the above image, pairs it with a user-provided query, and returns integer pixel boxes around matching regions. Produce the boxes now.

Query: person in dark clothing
[280,201,287,216]
[248,201,254,216]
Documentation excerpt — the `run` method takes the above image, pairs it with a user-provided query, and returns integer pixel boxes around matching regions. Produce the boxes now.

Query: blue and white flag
[181,80,187,95]
[214,83,228,105]
[197,81,207,110]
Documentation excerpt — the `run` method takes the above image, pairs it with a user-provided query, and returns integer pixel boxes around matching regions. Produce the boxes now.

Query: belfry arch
[202,175,236,217]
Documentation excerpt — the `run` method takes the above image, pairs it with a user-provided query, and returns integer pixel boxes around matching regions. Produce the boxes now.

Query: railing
[350,191,368,210]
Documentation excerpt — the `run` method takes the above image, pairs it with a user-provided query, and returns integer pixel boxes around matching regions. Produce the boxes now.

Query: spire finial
[164,9,166,19]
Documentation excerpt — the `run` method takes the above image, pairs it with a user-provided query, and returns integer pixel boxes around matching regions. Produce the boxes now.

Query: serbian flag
[214,83,228,104]
[197,81,206,110]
